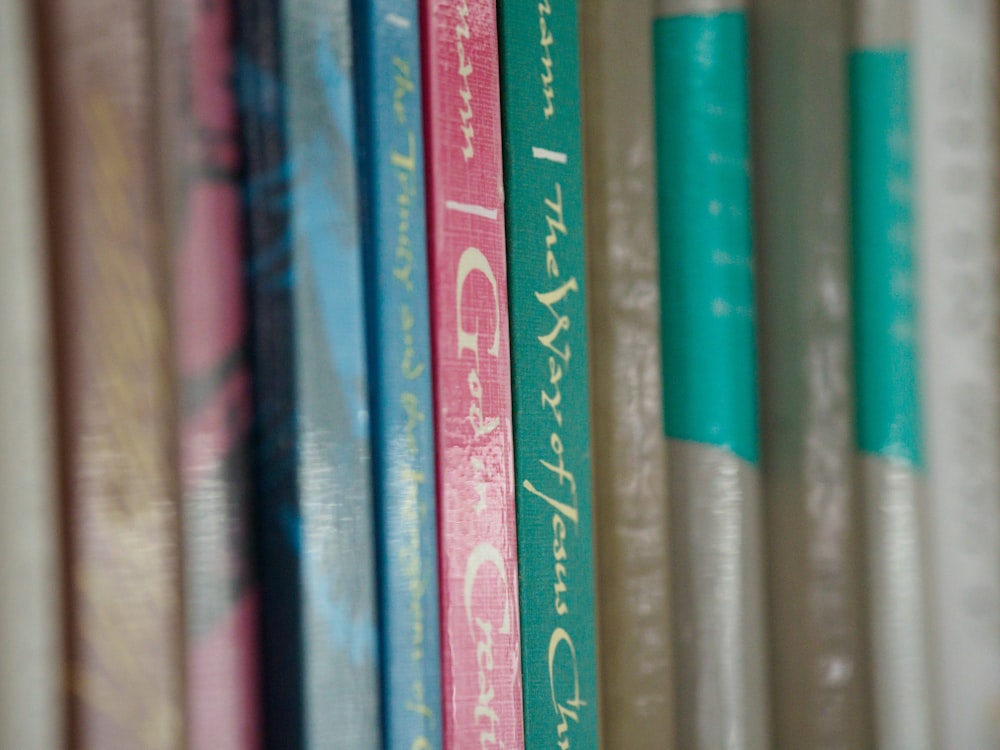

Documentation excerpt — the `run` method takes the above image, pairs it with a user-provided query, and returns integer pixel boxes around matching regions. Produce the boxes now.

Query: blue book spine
[237,0,382,747]
[352,0,444,749]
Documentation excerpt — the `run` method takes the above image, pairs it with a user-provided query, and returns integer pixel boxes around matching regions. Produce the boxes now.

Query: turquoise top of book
[653,11,759,464]
[849,49,923,468]
[498,0,601,747]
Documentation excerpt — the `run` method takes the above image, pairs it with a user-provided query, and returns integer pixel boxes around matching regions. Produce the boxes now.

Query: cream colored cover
[915,0,1000,745]
[580,1,674,747]
[752,0,874,747]
[0,0,62,746]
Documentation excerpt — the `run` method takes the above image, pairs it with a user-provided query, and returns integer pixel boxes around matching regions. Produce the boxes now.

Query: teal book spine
[849,12,935,746]
[351,0,444,747]
[498,0,601,747]
[652,3,770,748]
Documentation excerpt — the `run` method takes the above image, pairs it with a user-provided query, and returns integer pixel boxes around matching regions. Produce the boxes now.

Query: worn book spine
[915,0,1000,745]
[352,0,444,747]
[751,0,873,747]
[652,1,770,748]
[420,0,525,746]
[35,0,185,746]
[0,1,62,747]
[579,2,674,747]
[156,0,261,747]
[237,0,382,747]
[497,0,601,747]
[849,2,934,748]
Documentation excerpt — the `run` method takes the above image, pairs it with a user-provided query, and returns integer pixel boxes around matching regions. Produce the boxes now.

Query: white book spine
[916,0,1000,745]
[0,1,62,747]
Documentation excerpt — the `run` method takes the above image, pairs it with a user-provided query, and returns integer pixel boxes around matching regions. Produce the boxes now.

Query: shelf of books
[3,0,1000,747]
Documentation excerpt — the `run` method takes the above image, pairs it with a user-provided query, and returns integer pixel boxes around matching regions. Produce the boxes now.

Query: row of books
[1,0,998,749]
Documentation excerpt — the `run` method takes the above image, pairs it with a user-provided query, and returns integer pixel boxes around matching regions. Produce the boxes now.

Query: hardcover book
[579,1,674,747]
[915,0,1000,744]
[652,1,770,747]
[237,0,382,746]
[0,1,62,747]
[35,0,184,745]
[497,0,601,747]
[420,0,525,746]
[751,0,873,746]
[155,0,261,747]
[849,2,934,747]
[352,0,444,747]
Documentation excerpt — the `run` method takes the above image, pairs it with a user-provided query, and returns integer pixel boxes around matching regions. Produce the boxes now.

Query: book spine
[849,5,934,748]
[238,0,383,746]
[352,0,444,748]
[652,2,770,749]
[0,1,62,747]
[35,0,185,746]
[751,0,873,747]
[915,0,1000,744]
[497,0,600,747]
[420,0,525,746]
[156,1,261,747]
[234,1,304,746]
[579,2,674,746]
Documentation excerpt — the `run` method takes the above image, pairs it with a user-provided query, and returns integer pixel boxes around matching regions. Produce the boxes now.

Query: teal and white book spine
[915,0,1000,745]
[652,1,770,748]
[849,2,934,748]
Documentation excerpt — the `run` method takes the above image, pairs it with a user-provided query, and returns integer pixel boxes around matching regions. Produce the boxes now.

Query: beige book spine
[581,1,674,747]
[0,0,63,747]
[915,0,1000,744]
[752,0,874,747]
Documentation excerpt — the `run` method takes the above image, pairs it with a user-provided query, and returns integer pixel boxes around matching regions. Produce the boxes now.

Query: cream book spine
[915,0,1000,745]
[0,1,62,747]
[580,1,674,747]
[752,0,873,746]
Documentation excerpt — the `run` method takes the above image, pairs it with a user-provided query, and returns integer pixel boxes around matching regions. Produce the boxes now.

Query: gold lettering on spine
[539,0,555,118]
[455,243,510,745]
[455,0,475,159]
[464,543,512,749]
[523,181,586,745]
[390,54,433,744]
[548,629,585,749]
[456,247,502,437]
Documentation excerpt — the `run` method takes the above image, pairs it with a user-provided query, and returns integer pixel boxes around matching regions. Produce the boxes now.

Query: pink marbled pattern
[171,0,260,747]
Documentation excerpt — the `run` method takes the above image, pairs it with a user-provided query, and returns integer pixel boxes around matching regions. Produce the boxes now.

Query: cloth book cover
[351,0,444,747]
[751,0,873,746]
[36,0,185,745]
[237,0,382,746]
[578,1,674,746]
[850,3,934,747]
[155,0,261,747]
[420,0,525,746]
[497,0,601,747]
[652,2,771,748]
[0,1,62,747]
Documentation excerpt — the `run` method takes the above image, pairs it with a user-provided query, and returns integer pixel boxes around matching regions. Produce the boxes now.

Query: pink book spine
[421,1,525,748]
[168,0,261,747]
